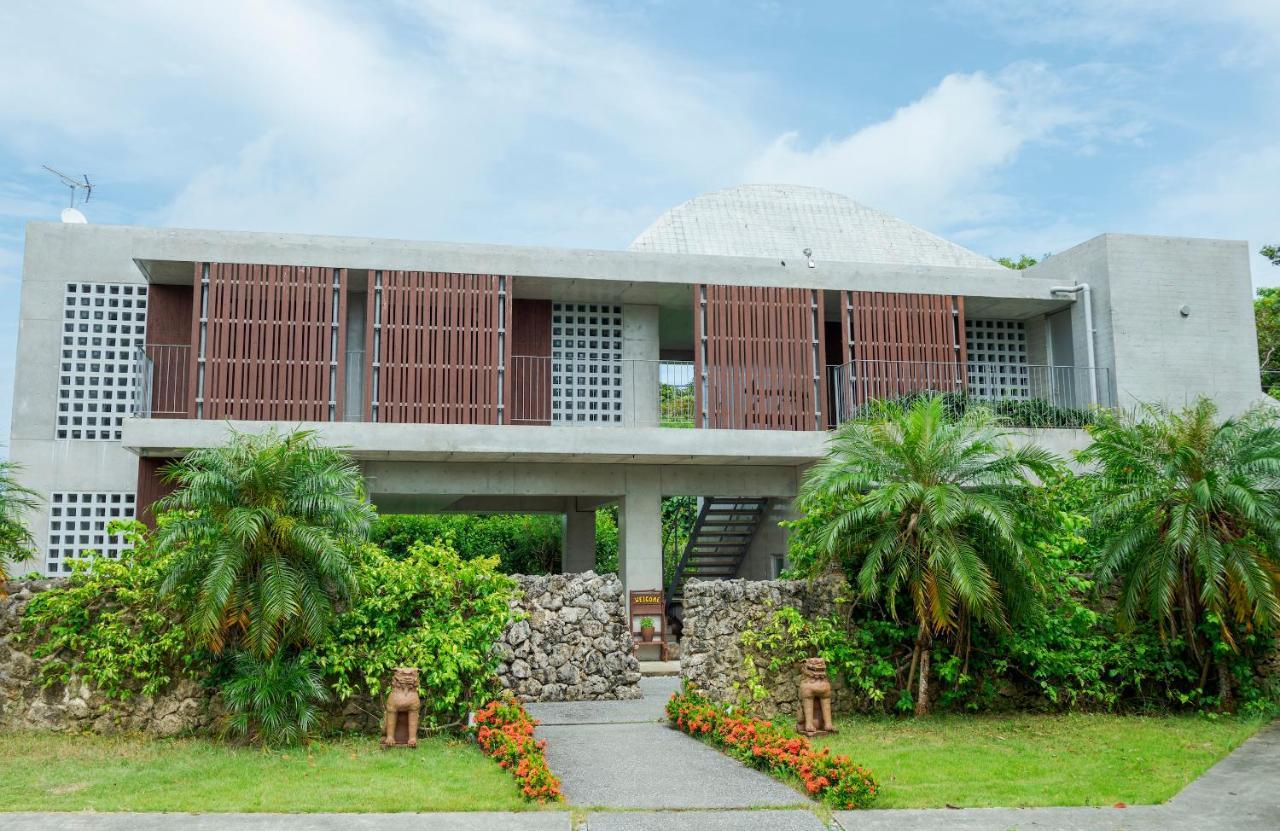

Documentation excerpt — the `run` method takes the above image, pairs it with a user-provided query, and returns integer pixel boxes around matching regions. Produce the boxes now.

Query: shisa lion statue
[796,657,837,737]
[382,667,421,749]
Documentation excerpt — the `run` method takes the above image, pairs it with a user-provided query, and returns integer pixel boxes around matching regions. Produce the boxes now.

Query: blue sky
[2,1,1278,452]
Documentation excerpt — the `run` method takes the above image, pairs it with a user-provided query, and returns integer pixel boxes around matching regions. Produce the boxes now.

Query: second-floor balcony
[133,344,1112,432]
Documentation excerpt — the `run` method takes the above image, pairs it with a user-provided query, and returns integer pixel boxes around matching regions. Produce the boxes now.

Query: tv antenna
[43,166,93,223]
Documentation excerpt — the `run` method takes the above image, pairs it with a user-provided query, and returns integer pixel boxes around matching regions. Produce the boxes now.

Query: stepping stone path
[525,676,809,809]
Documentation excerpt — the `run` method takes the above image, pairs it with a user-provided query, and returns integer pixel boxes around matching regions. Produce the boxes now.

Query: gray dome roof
[629,184,1002,270]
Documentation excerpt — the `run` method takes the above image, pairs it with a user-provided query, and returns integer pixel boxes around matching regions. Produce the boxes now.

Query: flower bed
[666,688,878,809]
[473,697,563,803]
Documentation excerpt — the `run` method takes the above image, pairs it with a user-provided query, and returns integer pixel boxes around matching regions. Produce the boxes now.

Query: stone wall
[0,580,219,735]
[1,570,643,733]
[680,576,850,719]
[497,571,642,701]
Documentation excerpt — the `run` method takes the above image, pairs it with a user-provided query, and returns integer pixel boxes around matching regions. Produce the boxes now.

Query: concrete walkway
[525,676,810,810]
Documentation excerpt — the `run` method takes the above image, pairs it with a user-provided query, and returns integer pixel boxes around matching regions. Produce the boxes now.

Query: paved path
[525,676,809,810]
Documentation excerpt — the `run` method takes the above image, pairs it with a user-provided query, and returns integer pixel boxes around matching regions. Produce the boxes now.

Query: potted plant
[639,617,656,642]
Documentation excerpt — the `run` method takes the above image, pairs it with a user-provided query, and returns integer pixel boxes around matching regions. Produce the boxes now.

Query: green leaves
[20,520,200,700]
[314,541,519,727]
[221,650,328,746]
[153,428,374,658]
[799,394,1060,639]
[1081,400,1280,641]
[0,460,40,592]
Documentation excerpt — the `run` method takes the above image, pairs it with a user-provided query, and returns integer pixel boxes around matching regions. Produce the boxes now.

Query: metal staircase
[666,497,770,615]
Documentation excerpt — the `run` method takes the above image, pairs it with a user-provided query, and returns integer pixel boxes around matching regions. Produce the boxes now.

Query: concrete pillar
[618,466,662,596]
[622,305,660,427]
[562,501,597,574]
[739,498,796,579]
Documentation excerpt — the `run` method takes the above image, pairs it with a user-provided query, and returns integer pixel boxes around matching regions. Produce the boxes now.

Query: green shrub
[594,507,619,574]
[371,514,560,574]
[20,519,202,700]
[222,651,327,746]
[154,427,373,657]
[851,390,1098,429]
[316,541,519,726]
[0,460,39,594]
[786,469,1280,715]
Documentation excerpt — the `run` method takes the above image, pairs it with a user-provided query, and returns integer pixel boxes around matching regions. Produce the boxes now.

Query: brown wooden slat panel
[694,283,821,431]
[510,298,552,425]
[370,270,504,425]
[839,290,964,407]
[198,263,345,421]
[135,457,179,528]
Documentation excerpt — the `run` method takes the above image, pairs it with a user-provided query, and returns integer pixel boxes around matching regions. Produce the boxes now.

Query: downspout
[1049,283,1099,405]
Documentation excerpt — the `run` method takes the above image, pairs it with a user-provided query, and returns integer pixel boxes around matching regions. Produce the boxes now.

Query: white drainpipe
[1049,283,1099,406]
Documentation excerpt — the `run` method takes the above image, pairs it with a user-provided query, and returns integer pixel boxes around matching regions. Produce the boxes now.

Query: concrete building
[6,185,1264,616]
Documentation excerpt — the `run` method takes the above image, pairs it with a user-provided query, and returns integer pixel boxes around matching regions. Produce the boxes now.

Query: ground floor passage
[362,460,802,599]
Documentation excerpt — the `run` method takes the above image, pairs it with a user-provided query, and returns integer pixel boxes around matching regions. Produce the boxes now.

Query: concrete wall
[1029,234,1263,415]
[9,224,145,575]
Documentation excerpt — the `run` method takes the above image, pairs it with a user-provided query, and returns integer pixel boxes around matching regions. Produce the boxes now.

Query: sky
[1,1,1278,452]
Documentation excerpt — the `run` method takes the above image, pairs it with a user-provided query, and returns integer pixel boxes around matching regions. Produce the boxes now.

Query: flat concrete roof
[26,221,1076,318]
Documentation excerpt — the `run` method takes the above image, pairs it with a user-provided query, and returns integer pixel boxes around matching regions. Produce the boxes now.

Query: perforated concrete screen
[550,302,624,424]
[965,319,1029,399]
[57,282,148,440]
[46,491,136,575]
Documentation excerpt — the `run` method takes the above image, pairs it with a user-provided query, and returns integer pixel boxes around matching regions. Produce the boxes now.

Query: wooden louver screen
[837,291,966,409]
[694,284,826,431]
[194,263,347,421]
[366,271,508,424]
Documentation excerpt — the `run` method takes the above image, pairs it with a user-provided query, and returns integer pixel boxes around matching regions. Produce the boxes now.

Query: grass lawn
[814,713,1270,809]
[0,732,556,813]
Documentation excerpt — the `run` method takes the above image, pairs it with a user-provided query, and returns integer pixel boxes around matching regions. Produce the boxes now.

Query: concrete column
[562,501,597,574]
[622,305,660,427]
[740,498,796,579]
[618,466,662,596]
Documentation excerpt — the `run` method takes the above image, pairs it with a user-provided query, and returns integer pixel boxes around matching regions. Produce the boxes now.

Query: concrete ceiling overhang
[127,225,1076,314]
[121,418,831,467]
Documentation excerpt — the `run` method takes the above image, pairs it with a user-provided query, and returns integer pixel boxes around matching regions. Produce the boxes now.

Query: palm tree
[798,395,1060,715]
[1080,398,1280,706]
[153,428,375,657]
[0,461,40,596]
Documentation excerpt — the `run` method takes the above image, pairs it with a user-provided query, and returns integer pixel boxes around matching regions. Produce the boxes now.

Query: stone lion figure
[382,667,421,748]
[796,657,837,737]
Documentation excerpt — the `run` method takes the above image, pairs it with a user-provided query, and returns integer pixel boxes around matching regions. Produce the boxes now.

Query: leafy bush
[594,506,619,573]
[222,651,327,746]
[315,541,519,726]
[20,519,201,700]
[667,688,878,809]
[473,696,563,802]
[786,468,1280,715]
[851,390,1099,429]
[739,606,904,712]
[155,427,374,657]
[0,460,39,594]
[372,513,561,574]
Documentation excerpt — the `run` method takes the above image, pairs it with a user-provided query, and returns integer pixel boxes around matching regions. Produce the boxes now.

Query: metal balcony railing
[828,360,1113,428]
[131,344,191,418]
[130,348,1110,431]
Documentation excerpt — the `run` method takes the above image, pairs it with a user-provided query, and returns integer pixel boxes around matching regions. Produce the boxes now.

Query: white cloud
[947,1,1280,67]
[744,63,1091,231]
[1143,140,1280,287]
[0,1,763,245]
